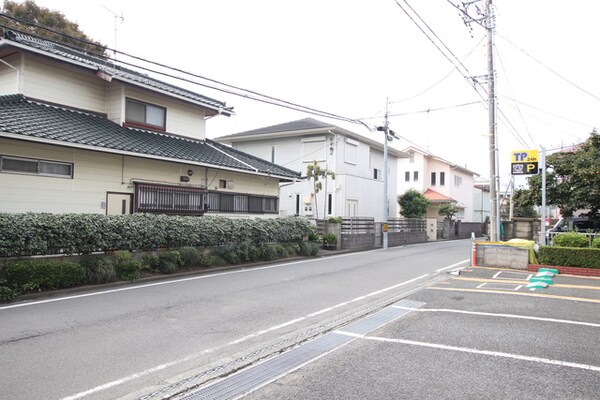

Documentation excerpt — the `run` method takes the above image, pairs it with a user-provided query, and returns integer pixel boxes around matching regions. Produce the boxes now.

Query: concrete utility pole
[382,99,390,250]
[485,0,500,241]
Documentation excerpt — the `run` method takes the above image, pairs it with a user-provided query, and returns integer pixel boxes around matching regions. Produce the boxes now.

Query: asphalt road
[0,239,470,400]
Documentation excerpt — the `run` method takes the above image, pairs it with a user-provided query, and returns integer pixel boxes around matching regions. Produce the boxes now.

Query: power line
[498,33,600,103]
[0,13,371,129]
[500,95,597,129]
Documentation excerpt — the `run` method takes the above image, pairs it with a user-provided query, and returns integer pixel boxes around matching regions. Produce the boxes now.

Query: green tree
[523,130,600,219]
[306,160,335,219]
[437,203,458,220]
[398,189,429,218]
[1,0,106,54]
[512,188,538,218]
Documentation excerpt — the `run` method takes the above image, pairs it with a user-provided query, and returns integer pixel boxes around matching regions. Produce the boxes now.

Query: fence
[547,231,600,247]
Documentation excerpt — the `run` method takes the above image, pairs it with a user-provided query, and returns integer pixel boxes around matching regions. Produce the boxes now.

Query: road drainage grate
[179,299,424,400]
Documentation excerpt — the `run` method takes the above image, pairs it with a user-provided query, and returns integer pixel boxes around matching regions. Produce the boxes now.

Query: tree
[398,189,429,218]
[306,160,335,219]
[523,130,600,219]
[1,0,106,55]
[437,203,458,220]
[512,188,538,218]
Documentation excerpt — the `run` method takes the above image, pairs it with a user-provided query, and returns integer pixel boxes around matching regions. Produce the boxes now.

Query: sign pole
[540,147,546,246]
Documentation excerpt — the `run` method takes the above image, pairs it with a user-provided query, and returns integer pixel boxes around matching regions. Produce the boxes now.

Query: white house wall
[0,53,20,93]
[0,138,280,214]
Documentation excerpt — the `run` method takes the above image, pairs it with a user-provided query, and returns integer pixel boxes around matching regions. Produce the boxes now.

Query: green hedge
[0,260,85,292]
[539,246,600,269]
[0,213,312,257]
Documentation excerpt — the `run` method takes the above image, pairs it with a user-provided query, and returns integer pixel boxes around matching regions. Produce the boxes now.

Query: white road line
[335,331,600,372]
[391,306,600,328]
[57,272,434,400]
[0,251,377,311]
[435,259,469,273]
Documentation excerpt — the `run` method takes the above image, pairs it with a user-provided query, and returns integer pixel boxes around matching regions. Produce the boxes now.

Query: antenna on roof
[101,4,124,60]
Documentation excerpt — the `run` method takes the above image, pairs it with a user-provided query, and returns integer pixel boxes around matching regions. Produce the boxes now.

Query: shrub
[322,233,337,245]
[0,286,17,302]
[0,260,84,291]
[79,255,117,284]
[178,247,199,268]
[298,241,319,257]
[327,216,342,223]
[141,254,160,270]
[592,237,600,249]
[112,251,141,280]
[307,231,320,242]
[262,245,278,261]
[158,251,183,274]
[539,246,600,269]
[553,232,589,248]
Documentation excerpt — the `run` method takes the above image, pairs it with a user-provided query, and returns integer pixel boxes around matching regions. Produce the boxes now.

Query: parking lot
[184,266,600,400]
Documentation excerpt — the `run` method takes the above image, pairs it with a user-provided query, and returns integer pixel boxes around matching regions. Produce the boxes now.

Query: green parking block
[527,281,549,289]
[529,276,554,285]
[538,268,559,275]
[536,271,555,278]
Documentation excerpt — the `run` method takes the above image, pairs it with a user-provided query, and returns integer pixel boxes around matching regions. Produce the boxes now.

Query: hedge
[0,260,85,292]
[539,246,600,270]
[0,213,312,257]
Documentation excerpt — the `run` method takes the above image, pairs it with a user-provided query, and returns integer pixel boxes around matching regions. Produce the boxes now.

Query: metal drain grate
[179,299,424,400]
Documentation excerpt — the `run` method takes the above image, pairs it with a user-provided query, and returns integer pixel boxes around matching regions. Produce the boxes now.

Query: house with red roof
[397,146,480,221]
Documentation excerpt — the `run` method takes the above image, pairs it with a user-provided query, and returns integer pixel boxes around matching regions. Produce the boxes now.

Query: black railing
[135,183,206,215]
[206,191,278,214]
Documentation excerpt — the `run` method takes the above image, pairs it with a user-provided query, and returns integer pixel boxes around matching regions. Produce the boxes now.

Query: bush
[262,245,278,261]
[298,241,319,257]
[539,246,600,269]
[141,254,160,270]
[592,237,600,249]
[112,251,141,280]
[79,255,117,284]
[0,286,18,302]
[157,251,183,274]
[327,216,342,223]
[307,231,320,242]
[322,233,337,245]
[0,260,84,291]
[553,232,589,248]
[0,213,313,257]
[178,247,200,267]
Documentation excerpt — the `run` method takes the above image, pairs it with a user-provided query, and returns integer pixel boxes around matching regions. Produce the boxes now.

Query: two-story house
[0,31,300,217]
[215,118,408,221]
[397,146,479,221]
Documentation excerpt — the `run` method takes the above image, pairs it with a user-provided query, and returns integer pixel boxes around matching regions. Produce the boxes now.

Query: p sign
[511,149,539,175]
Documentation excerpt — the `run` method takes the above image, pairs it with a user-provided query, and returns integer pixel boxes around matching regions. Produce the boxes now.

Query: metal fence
[547,231,600,247]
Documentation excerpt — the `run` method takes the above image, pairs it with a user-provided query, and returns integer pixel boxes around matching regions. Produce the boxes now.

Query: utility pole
[382,99,390,250]
[485,0,500,241]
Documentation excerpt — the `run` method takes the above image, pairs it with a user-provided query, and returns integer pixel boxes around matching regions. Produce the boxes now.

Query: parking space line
[428,287,600,304]
[336,332,600,372]
[492,271,532,281]
[391,306,600,328]
[452,277,600,291]
[476,282,523,291]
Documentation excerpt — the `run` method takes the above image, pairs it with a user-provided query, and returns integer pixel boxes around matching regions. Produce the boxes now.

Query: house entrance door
[345,199,358,217]
[107,193,132,215]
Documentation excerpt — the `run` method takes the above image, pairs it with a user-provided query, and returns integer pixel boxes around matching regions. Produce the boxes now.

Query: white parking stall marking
[335,332,600,372]
[476,282,524,291]
[492,271,533,281]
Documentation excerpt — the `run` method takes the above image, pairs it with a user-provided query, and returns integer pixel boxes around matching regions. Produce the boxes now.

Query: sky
[15,0,600,188]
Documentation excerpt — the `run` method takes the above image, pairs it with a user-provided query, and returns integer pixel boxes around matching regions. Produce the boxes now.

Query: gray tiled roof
[220,118,334,139]
[0,95,300,179]
[2,31,233,115]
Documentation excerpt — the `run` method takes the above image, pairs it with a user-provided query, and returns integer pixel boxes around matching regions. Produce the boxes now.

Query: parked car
[546,216,600,243]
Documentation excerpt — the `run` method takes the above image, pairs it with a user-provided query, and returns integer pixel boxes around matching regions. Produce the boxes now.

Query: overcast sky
[23,0,600,186]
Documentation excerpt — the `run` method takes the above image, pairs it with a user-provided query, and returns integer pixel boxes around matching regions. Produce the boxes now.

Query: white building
[216,118,409,221]
[397,146,479,221]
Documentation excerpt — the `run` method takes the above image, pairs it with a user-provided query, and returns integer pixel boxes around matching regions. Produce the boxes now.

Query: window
[374,168,382,180]
[125,98,166,130]
[271,146,276,163]
[135,183,206,215]
[0,155,73,178]
[218,180,234,189]
[440,172,445,186]
[413,171,419,181]
[302,137,326,162]
[405,171,410,182]
[344,138,358,165]
[328,193,333,215]
[206,191,279,214]
[431,172,436,186]
[454,175,462,187]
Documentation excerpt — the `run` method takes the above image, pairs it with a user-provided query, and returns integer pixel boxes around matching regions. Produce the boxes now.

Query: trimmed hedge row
[0,213,312,257]
[0,242,321,301]
[539,246,600,270]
